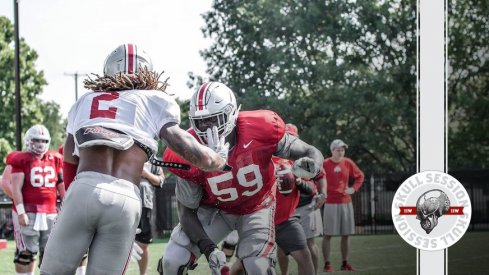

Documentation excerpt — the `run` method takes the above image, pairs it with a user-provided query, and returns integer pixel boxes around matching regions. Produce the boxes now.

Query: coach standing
[322,139,364,272]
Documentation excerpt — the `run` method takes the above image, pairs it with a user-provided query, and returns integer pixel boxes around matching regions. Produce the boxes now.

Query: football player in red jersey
[9,125,65,275]
[158,82,324,275]
[228,125,326,275]
[258,156,316,275]
[275,124,327,275]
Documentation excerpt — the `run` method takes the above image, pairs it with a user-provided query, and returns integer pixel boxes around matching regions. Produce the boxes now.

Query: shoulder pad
[237,110,286,143]
[6,151,29,167]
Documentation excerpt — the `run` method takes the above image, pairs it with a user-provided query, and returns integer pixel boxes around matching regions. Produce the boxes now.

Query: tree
[447,0,489,169]
[40,101,67,150]
[0,16,64,170]
[192,0,416,174]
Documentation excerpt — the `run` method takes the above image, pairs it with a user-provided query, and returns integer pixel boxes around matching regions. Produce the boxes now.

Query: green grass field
[0,232,487,274]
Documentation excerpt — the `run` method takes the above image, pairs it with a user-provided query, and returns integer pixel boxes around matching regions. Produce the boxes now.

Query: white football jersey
[67,89,180,155]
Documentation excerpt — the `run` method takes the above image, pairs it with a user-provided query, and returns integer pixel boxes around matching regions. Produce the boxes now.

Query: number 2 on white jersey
[207,164,263,202]
[30,166,56,187]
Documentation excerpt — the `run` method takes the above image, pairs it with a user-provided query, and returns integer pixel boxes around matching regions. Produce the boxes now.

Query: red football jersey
[323,157,364,204]
[8,151,63,213]
[164,110,285,215]
[273,157,301,225]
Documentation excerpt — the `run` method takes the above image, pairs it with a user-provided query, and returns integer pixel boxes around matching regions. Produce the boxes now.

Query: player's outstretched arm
[160,123,227,172]
[286,137,324,179]
[288,138,324,167]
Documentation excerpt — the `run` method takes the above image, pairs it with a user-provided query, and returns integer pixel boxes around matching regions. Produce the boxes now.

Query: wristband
[16,203,26,215]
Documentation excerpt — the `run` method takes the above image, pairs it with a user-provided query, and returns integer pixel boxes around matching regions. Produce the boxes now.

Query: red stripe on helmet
[197,82,209,111]
[127,44,135,74]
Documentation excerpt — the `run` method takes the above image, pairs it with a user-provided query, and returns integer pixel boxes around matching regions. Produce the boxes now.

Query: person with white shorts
[321,139,364,272]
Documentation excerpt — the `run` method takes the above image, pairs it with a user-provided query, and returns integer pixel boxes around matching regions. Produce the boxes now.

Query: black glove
[198,238,218,260]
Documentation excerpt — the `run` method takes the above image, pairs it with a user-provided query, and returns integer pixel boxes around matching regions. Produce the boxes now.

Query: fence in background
[154,169,489,235]
[1,169,488,239]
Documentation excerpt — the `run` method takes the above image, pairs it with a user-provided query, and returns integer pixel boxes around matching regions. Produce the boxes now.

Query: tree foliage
[447,1,489,168]
[0,16,65,170]
[192,0,416,174]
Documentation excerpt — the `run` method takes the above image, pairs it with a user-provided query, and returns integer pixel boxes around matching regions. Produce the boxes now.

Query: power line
[64,72,88,101]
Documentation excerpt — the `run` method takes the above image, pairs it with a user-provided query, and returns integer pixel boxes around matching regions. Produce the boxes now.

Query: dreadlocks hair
[83,66,169,93]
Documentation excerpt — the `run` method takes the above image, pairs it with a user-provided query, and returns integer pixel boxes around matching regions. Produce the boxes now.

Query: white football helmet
[189,82,240,144]
[103,43,153,76]
[25,124,51,155]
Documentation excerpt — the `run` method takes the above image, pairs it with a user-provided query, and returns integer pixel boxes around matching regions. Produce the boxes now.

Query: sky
[0,0,212,118]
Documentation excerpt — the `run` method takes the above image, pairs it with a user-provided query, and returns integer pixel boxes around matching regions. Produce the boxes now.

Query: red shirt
[323,157,364,204]
[164,110,285,215]
[273,157,301,225]
[8,151,63,213]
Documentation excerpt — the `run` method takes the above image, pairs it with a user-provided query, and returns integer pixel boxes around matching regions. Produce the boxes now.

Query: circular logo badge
[391,171,472,251]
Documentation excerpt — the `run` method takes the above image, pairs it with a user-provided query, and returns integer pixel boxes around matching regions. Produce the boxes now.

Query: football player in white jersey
[40,43,229,275]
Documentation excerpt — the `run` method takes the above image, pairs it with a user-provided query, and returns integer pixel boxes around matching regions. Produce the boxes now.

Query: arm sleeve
[153,94,181,132]
[350,160,365,191]
[10,156,24,174]
[274,133,299,159]
[175,177,203,209]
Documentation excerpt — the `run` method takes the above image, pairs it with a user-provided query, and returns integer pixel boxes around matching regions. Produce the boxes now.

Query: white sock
[75,266,87,275]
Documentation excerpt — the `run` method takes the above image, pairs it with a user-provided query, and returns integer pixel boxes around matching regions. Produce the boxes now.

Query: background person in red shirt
[321,139,364,272]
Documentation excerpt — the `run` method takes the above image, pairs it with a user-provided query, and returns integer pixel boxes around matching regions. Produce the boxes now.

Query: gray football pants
[40,171,141,275]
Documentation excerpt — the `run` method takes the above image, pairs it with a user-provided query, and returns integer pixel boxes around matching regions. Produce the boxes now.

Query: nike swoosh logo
[243,140,253,149]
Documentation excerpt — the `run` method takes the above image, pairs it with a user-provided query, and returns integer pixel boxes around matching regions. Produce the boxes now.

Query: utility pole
[64,72,87,101]
[13,0,22,150]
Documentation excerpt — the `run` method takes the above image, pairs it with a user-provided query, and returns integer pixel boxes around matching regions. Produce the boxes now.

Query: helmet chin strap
[226,129,237,152]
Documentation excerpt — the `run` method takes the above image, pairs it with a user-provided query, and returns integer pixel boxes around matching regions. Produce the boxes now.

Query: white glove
[130,241,143,262]
[292,157,320,179]
[207,248,227,275]
[345,187,355,195]
[206,126,230,162]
